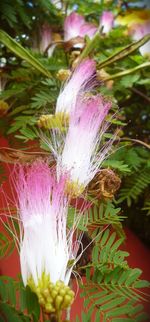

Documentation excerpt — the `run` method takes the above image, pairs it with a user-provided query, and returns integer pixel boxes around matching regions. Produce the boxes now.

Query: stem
[101,62,150,81]
[130,87,150,103]
[77,31,100,63]
[76,30,150,69]
[41,308,47,322]
[121,138,150,150]
[57,311,61,322]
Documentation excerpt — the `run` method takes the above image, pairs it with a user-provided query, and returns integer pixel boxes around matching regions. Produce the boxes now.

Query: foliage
[0,276,40,322]
[75,230,150,321]
[0,0,150,321]
[78,267,149,322]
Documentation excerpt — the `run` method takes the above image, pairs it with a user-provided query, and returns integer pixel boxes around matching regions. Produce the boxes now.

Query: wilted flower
[100,11,114,34]
[64,12,97,45]
[55,58,96,119]
[6,160,82,313]
[56,95,112,195]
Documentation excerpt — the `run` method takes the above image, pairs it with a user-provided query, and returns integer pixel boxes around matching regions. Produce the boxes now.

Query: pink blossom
[9,160,78,286]
[64,12,97,42]
[40,24,55,57]
[100,11,114,34]
[57,95,112,190]
[129,21,150,56]
[56,58,96,117]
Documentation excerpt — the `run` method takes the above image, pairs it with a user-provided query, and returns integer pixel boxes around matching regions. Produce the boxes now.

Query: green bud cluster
[37,112,69,130]
[27,273,74,314]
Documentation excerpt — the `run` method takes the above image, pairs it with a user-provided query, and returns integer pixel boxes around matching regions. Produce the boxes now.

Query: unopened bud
[56,69,71,81]
[55,295,63,310]
[0,100,9,115]
[42,288,50,298]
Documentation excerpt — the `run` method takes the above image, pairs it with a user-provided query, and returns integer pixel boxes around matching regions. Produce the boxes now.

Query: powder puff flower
[100,11,114,34]
[129,22,150,56]
[55,58,96,119]
[40,24,55,57]
[64,12,97,45]
[56,95,112,195]
[4,160,81,314]
[116,10,150,56]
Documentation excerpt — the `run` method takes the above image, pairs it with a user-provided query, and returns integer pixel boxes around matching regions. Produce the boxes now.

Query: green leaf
[78,31,100,62]
[125,269,142,287]
[25,286,40,322]
[0,231,15,259]
[0,302,30,322]
[119,167,150,206]
[0,29,51,78]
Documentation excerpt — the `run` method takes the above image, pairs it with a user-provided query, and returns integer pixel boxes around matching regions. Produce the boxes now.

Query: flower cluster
[63,10,114,48]
[3,57,113,318]
[1,19,114,319]
[50,58,113,196]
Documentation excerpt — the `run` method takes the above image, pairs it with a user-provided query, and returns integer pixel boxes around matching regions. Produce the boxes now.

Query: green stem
[57,310,62,322]
[77,30,150,70]
[102,62,150,81]
[77,31,100,63]
[98,34,150,69]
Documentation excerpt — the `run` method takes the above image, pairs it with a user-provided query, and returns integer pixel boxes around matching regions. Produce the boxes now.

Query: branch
[130,87,150,103]
[101,62,150,81]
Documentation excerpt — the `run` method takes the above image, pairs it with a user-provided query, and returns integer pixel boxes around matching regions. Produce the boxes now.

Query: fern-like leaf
[78,266,150,322]
[0,276,40,322]
[119,167,150,206]
[87,202,125,232]
[92,229,129,272]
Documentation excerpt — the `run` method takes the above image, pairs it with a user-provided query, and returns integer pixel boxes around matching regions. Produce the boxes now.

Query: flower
[9,160,80,313]
[129,22,150,56]
[116,9,150,56]
[64,12,97,44]
[50,0,62,9]
[100,11,114,34]
[55,58,96,119]
[116,10,150,27]
[56,95,112,195]
[40,24,56,57]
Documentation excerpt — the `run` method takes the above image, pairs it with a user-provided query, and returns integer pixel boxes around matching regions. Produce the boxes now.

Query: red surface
[1,136,150,320]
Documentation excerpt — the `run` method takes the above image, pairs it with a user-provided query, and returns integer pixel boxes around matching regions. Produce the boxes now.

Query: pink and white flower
[129,21,150,56]
[99,11,114,34]
[55,58,96,117]
[64,12,97,43]
[40,24,55,57]
[56,95,112,191]
[9,160,79,286]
